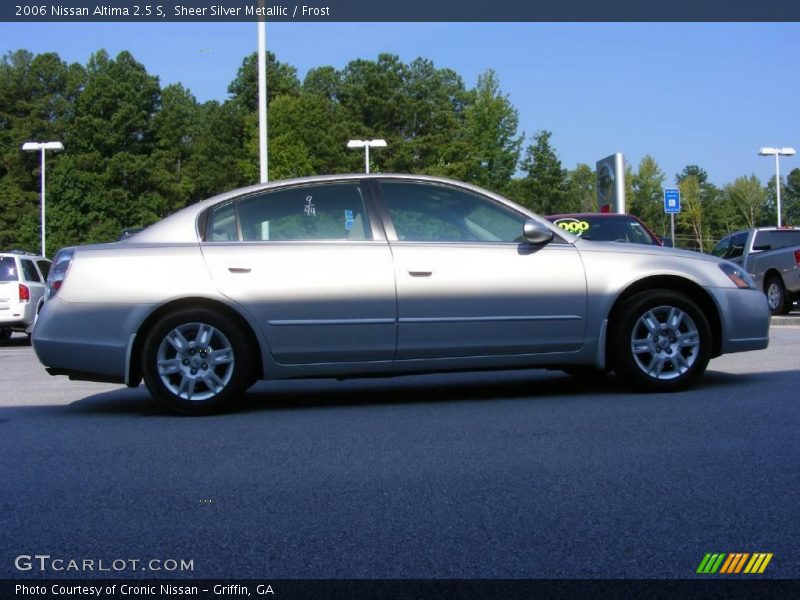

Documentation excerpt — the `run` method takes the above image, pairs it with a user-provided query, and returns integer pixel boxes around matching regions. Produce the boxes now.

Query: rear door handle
[228,267,252,274]
[408,270,433,278]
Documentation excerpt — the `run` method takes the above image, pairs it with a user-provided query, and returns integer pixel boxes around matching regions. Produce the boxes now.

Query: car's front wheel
[611,290,711,392]
[141,308,253,415]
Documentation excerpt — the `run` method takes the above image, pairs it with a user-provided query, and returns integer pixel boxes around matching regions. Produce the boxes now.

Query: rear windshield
[550,216,658,245]
[0,257,19,282]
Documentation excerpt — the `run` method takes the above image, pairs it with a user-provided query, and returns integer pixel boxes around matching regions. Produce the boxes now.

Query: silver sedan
[33,174,770,414]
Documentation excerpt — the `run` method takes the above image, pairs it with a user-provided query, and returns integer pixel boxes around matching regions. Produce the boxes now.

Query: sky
[2,21,799,188]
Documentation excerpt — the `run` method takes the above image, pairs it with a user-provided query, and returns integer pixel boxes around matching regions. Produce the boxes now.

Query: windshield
[550,215,659,245]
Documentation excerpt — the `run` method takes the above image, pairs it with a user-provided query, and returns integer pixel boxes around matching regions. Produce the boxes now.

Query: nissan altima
[32,174,770,414]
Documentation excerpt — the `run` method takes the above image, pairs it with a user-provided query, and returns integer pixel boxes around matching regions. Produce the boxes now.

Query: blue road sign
[664,188,681,214]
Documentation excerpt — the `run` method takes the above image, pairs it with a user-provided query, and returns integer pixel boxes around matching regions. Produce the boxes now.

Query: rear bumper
[45,367,125,384]
[0,303,34,330]
[32,297,154,383]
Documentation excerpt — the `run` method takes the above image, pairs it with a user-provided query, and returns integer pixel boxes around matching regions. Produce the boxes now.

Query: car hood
[573,238,719,264]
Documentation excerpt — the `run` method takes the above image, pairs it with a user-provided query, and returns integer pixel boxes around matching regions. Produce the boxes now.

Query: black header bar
[3,0,800,22]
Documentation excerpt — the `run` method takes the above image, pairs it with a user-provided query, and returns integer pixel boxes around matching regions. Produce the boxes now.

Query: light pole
[22,141,64,258]
[347,139,387,174]
[759,147,796,227]
[257,2,268,183]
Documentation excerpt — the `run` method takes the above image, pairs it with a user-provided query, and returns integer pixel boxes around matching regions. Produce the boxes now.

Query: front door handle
[408,270,433,278]
[228,267,252,274]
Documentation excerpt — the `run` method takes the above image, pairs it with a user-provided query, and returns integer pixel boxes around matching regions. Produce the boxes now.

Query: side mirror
[523,219,555,245]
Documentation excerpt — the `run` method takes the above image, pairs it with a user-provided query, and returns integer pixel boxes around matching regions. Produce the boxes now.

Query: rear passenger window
[238,183,371,241]
[21,259,41,282]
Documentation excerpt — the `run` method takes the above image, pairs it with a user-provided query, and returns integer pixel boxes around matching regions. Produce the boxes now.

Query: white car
[0,251,51,341]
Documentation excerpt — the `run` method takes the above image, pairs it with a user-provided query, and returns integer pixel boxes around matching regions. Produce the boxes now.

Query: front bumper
[709,286,771,354]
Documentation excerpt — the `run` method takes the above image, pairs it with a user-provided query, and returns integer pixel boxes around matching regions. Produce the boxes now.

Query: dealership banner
[3,0,800,22]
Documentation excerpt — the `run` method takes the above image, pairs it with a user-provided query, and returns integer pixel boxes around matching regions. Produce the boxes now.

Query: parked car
[711,227,800,315]
[546,213,663,246]
[33,174,770,414]
[0,250,51,341]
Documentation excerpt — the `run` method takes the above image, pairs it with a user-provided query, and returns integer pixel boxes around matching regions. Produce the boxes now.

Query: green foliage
[784,168,800,226]
[461,70,522,193]
[512,130,567,214]
[630,156,666,235]
[0,47,785,255]
[227,51,301,111]
[724,175,767,230]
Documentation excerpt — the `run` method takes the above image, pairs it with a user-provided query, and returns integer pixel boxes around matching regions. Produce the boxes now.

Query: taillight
[795,250,800,266]
[19,283,30,302]
[46,248,75,299]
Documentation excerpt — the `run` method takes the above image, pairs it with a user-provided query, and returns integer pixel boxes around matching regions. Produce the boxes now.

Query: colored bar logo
[696,553,773,574]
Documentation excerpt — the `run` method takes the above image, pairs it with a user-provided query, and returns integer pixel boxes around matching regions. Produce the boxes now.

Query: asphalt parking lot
[1,321,799,580]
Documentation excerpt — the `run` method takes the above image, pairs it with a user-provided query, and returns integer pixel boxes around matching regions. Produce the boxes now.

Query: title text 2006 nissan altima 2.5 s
[32,174,770,414]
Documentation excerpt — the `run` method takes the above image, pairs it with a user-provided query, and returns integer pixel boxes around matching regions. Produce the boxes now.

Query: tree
[0,50,84,251]
[724,175,767,230]
[512,130,567,214]
[461,69,522,192]
[565,164,596,213]
[630,156,666,234]
[227,51,301,111]
[678,175,707,251]
[783,168,800,226]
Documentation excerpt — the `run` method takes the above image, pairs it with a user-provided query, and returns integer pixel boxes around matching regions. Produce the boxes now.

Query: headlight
[719,262,755,289]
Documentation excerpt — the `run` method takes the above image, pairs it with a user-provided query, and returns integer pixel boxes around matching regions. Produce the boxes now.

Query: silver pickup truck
[712,227,800,315]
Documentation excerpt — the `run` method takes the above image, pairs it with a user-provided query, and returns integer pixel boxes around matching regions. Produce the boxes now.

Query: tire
[0,327,11,342]
[765,275,790,316]
[141,308,254,415]
[611,289,711,392]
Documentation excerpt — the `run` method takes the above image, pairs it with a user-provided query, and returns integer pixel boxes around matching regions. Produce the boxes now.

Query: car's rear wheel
[611,290,711,392]
[141,308,253,415]
[765,275,790,315]
[0,327,11,342]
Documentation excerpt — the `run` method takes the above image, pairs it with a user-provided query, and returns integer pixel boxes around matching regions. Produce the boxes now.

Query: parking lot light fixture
[21,141,64,258]
[758,147,796,227]
[347,139,387,174]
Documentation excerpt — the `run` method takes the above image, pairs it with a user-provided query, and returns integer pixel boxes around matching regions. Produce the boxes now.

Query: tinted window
[0,257,18,282]
[208,203,237,241]
[217,183,372,242]
[21,259,41,282]
[771,230,800,249]
[711,236,730,258]
[551,215,658,245]
[712,233,746,259]
[380,182,526,242]
[37,260,51,279]
[727,232,747,259]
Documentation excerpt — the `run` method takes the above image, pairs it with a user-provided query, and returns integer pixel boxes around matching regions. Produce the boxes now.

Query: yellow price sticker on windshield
[555,219,590,235]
